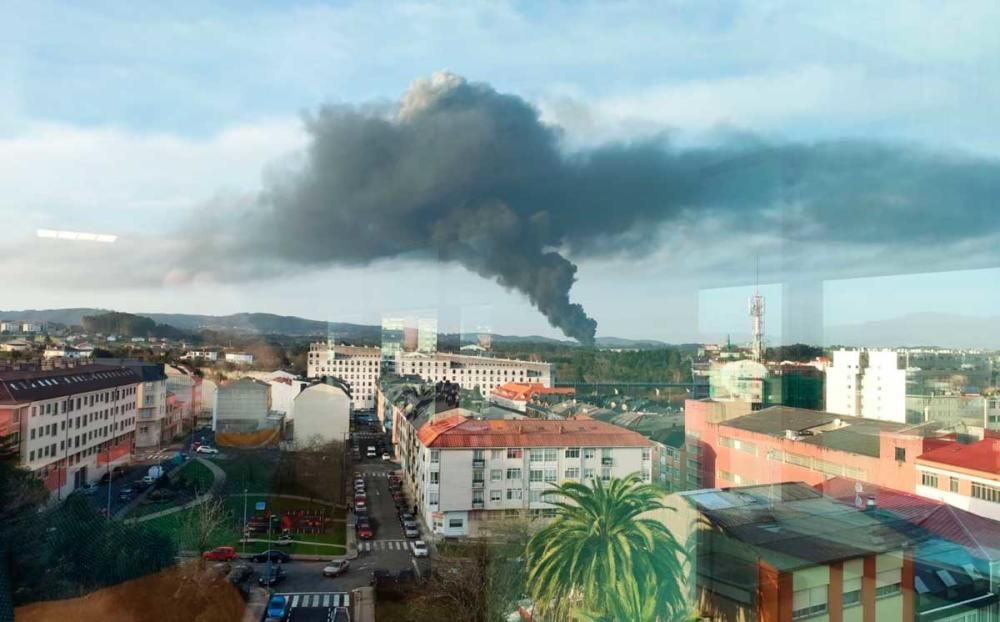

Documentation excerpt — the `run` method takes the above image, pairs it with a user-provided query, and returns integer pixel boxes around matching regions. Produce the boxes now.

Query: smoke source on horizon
[218,72,1000,344]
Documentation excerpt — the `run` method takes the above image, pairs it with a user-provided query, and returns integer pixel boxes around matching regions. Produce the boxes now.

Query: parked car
[355,500,367,513]
[78,482,99,495]
[354,493,366,503]
[258,566,287,587]
[411,540,429,557]
[323,558,350,577]
[195,445,219,454]
[404,524,420,538]
[381,452,391,461]
[356,523,373,539]
[266,594,289,618]
[366,447,376,458]
[250,549,291,563]
[202,546,238,562]
[399,512,414,524]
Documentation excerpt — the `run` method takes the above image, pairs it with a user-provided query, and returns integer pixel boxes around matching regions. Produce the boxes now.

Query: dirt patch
[15,561,247,622]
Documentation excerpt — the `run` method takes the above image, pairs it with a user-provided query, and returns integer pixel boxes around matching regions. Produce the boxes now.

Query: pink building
[685,400,954,493]
[914,436,1000,521]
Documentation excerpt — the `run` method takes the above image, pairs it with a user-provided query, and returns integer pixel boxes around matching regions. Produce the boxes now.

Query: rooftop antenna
[749,255,765,363]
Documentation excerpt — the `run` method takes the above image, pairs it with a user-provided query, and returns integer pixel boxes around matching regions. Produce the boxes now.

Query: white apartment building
[393,409,655,537]
[213,377,272,433]
[825,349,906,423]
[182,350,219,362]
[307,344,383,410]
[307,343,554,410]
[43,346,92,360]
[0,365,139,500]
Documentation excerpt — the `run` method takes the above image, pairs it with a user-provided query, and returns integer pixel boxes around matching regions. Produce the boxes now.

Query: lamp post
[242,487,248,555]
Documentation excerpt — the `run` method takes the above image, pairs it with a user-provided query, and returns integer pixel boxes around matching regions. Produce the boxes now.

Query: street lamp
[242,487,248,555]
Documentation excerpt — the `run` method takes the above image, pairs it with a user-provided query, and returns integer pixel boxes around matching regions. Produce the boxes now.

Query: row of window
[30,387,136,418]
[791,573,900,620]
[469,447,629,461]
[971,481,1000,504]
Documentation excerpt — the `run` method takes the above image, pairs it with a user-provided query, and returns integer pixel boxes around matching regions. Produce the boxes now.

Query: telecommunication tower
[749,260,765,362]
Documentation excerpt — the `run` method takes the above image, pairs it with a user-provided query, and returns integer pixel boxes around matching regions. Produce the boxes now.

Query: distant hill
[824,312,1000,349]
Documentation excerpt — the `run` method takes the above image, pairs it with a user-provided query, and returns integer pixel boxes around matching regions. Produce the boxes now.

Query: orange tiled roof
[491,382,575,402]
[418,416,652,449]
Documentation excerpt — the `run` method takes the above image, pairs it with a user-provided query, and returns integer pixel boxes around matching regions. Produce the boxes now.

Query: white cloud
[0,118,305,236]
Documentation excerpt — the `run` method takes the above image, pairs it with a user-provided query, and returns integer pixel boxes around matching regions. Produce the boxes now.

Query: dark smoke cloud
[222,72,1000,344]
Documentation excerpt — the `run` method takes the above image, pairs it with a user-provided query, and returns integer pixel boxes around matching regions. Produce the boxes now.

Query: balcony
[601,458,614,466]
[472,480,485,489]
[472,459,485,468]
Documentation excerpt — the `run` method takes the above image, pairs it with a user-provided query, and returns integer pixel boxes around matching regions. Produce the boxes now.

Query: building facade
[393,409,655,538]
[292,381,351,447]
[225,352,255,366]
[165,364,202,434]
[92,359,168,449]
[213,378,272,433]
[0,365,139,500]
[307,344,382,409]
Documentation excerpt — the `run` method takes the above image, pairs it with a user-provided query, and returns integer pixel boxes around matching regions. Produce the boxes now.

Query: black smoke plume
[224,72,1000,344]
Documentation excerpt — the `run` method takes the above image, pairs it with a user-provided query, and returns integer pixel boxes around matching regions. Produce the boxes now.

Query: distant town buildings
[181,350,219,362]
[0,365,139,499]
[307,343,555,410]
[224,351,254,366]
[43,346,92,360]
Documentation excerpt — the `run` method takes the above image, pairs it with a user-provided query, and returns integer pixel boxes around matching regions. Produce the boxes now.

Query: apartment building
[92,359,167,448]
[307,343,554,410]
[225,352,254,366]
[685,401,952,493]
[915,437,1000,522]
[165,364,202,433]
[826,350,907,422]
[307,344,382,409]
[393,405,655,538]
[181,350,218,362]
[0,365,139,500]
[213,377,272,434]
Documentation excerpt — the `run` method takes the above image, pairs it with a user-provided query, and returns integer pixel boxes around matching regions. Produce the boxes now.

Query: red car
[356,523,374,539]
[202,546,237,561]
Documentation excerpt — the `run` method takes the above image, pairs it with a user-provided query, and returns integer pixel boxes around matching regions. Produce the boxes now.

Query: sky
[3,1,1000,344]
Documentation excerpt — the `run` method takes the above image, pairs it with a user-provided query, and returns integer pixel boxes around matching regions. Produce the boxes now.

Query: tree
[181,498,230,554]
[526,474,687,622]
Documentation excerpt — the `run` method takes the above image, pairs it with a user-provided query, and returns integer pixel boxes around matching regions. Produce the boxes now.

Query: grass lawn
[181,459,216,491]
[208,452,276,494]
[142,507,240,551]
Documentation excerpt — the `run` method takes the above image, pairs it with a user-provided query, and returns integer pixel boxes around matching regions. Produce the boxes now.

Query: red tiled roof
[491,382,575,402]
[917,438,1000,478]
[418,415,653,449]
[816,477,1000,559]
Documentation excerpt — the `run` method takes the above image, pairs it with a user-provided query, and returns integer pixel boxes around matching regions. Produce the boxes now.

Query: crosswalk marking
[276,592,350,610]
[358,539,413,552]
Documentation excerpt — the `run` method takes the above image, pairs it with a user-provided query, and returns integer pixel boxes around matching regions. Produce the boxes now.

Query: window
[971,482,1000,504]
[429,492,439,505]
[641,448,651,460]
[894,447,905,462]
[507,448,523,459]
[490,490,502,502]
[472,449,484,460]
[842,578,861,608]
[490,469,503,481]
[490,449,503,459]
[544,468,557,483]
[529,449,543,462]
[584,468,595,479]
[601,467,611,481]
[29,450,34,461]
[583,448,596,459]
[472,490,483,504]
[564,467,580,479]
[506,488,522,500]
[506,468,521,480]
[876,569,901,599]
[430,450,440,463]
[921,472,939,488]
[543,448,557,462]
[950,477,959,493]
[448,518,463,529]
[529,490,542,503]
[792,586,828,619]
[430,472,439,484]
[601,448,612,459]
[529,469,543,482]
[565,447,580,458]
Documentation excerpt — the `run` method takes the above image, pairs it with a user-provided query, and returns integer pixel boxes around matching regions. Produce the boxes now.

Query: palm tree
[525,473,687,622]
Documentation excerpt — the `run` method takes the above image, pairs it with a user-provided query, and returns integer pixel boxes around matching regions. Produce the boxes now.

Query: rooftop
[684,482,914,570]
[491,382,574,402]
[917,437,1000,478]
[0,365,141,404]
[416,414,654,449]
[722,405,936,458]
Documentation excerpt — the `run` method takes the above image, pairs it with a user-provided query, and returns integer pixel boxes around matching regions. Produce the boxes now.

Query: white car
[323,558,350,577]
[381,452,391,461]
[411,540,428,557]
[195,445,219,454]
